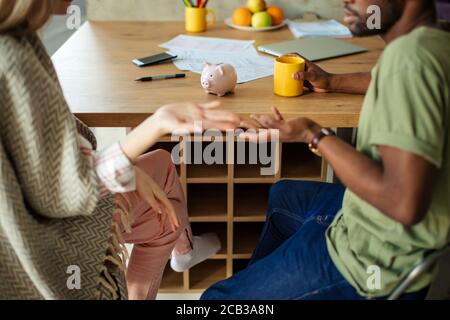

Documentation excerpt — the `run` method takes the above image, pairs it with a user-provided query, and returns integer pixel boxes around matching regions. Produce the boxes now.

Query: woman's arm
[120,101,240,163]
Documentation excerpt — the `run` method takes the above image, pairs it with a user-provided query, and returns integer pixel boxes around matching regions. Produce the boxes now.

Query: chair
[388,243,450,300]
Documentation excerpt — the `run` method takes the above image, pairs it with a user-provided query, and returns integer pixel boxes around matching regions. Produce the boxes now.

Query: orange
[266,6,285,25]
[232,7,253,27]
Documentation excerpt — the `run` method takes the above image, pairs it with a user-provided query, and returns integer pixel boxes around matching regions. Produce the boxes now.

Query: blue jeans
[201,181,428,300]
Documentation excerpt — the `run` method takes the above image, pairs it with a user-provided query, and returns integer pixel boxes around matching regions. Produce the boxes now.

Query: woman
[0,0,239,299]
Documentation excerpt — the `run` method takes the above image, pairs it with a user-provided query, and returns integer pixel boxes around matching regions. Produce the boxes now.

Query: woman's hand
[120,101,240,163]
[286,53,335,93]
[240,107,322,144]
[135,167,179,232]
[153,101,241,135]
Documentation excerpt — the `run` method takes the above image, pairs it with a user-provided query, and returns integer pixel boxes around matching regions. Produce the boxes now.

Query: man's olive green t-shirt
[326,27,450,298]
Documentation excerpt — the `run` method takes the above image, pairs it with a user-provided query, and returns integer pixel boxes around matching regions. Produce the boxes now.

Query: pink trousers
[114,150,192,300]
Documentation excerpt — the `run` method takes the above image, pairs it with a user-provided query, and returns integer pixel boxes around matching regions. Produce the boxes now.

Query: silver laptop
[258,38,368,61]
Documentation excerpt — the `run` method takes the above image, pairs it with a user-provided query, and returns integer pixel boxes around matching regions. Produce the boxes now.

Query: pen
[134,74,186,82]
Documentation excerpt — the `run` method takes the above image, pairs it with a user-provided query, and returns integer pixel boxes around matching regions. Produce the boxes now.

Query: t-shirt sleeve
[369,66,446,168]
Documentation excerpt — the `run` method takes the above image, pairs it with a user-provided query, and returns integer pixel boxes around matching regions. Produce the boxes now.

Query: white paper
[287,19,353,38]
[160,35,274,84]
[169,49,274,84]
[160,35,257,55]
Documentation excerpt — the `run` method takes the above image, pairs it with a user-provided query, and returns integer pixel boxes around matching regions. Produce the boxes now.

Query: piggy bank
[201,63,237,97]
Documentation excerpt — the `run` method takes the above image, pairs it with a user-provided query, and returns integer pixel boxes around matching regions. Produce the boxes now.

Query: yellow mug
[274,56,305,97]
[185,7,216,33]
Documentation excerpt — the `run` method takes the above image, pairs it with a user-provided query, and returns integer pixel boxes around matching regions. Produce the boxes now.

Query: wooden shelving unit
[153,136,327,293]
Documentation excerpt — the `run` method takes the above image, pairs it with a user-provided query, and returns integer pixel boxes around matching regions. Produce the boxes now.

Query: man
[202,0,449,300]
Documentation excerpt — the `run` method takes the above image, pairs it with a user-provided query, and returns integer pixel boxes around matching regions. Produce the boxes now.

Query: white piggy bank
[201,63,237,97]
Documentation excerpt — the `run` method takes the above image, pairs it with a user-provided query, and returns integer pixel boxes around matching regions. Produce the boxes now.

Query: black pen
[135,73,186,82]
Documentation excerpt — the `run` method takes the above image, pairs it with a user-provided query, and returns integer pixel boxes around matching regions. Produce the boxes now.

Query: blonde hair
[0,0,57,36]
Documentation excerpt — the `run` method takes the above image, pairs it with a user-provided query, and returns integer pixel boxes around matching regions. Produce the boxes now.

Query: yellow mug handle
[206,9,216,28]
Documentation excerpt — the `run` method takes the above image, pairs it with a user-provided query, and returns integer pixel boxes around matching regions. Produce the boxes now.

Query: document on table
[167,49,274,84]
[287,19,353,38]
[160,35,256,54]
[160,35,274,84]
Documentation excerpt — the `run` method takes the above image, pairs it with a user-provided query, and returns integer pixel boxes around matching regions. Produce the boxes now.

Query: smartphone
[132,52,177,67]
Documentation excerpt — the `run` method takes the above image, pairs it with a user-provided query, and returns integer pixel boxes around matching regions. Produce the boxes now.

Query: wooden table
[52,21,384,292]
[52,21,384,128]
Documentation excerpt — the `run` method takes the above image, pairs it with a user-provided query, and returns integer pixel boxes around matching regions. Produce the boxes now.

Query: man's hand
[286,53,334,93]
[239,107,322,143]
[286,53,372,95]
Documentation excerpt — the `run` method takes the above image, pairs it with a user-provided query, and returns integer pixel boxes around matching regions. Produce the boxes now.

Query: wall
[42,0,86,55]
[87,0,345,21]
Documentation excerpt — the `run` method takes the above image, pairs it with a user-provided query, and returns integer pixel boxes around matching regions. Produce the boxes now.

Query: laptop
[258,38,368,61]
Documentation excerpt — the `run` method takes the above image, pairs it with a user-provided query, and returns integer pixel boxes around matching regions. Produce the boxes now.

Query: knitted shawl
[0,33,127,300]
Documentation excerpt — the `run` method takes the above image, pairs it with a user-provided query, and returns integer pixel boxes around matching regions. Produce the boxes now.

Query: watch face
[308,143,322,157]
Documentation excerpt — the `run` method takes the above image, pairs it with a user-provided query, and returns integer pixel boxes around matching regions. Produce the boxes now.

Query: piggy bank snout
[201,79,211,88]
[201,74,213,88]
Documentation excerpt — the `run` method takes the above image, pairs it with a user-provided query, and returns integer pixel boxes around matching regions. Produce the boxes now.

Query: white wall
[87,0,345,21]
[41,0,86,55]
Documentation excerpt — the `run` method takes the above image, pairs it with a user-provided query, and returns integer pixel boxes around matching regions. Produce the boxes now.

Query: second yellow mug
[274,56,305,97]
[185,7,216,33]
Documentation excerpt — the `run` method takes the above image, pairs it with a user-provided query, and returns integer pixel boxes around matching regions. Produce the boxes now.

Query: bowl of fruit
[226,0,286,32]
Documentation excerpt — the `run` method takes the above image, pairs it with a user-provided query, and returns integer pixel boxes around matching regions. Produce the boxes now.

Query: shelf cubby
[186,141,228,183]
[233,184,271,222]
[189,260,227,291]
[234,141,278,183]
[233,222,264,259]
[281,143,323,180]
[187,184,228,221]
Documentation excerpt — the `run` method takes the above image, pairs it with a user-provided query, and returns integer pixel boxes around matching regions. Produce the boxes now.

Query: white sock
[170,233,221,273]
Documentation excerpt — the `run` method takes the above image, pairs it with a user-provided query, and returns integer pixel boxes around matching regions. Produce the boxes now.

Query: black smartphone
[132,52,177,67]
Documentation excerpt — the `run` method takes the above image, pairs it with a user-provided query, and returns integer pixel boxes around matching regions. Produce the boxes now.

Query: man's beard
[345,2,404,37]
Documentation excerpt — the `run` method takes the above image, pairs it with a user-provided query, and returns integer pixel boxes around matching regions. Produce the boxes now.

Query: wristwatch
[308,128,335,157]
